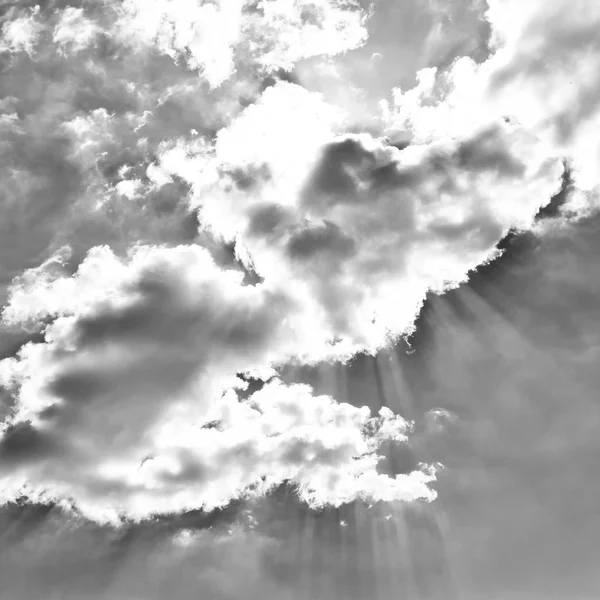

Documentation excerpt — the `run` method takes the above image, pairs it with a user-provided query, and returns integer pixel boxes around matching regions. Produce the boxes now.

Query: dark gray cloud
[247,202,294,239]
[453,126,526,177]
[302,123,535,214]
[220,163,273,192]
[535,161,574,221]
[0,420,59,466]
[285,220,356,262]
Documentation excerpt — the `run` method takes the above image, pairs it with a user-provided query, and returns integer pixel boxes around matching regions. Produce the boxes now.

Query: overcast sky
[1,0,600,598]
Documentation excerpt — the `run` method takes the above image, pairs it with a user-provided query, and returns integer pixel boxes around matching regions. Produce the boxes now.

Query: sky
[0,0,600,598]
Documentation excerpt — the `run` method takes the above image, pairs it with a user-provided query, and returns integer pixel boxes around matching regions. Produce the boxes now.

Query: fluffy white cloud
[387,0,600,210]
[115,0,247,88]
[52,7,102,54]
[0,6,43,56]
[243,0,369,72]
[154,80,563,354]
[116,0,368,87]
[0,244,435,522]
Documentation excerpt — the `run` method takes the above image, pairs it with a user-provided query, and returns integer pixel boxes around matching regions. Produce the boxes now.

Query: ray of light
[390,503,419,600]
[337,506,352,600]
[376,348,415,415]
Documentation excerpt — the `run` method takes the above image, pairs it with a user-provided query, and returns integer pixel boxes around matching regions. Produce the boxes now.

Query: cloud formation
[388,0,600,209]
[0,244,435,522]
[155,85,561,352]
[0,0,595,523]
[115,0,368,87]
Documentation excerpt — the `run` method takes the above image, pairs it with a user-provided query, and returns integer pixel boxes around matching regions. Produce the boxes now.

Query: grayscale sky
[1,1,600,599]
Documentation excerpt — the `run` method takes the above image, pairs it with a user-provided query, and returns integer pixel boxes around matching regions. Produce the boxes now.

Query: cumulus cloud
[155,81,562,353]
[0,5,43,56]
[0,244,435,522]
[52,7,102,54]
[115,0,247,87]
[387,0,600,210]
[116,0,368,87]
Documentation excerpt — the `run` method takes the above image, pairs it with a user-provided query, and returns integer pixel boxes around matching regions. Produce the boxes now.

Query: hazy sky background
[1,0,600,599]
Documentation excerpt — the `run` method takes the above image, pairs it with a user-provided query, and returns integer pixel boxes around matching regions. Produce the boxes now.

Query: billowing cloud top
[0,0,597,523]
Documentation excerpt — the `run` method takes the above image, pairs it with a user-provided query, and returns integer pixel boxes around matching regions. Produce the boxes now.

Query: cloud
[52,6,103,54]
[0,1,271,304]
[0,100,84,299]
[0,0,370,300]
[387,0,600,209]
[116,0,369,87]
[419,0,492,64]
[0,244,434,522]
[115,0,247,88]
[0,2,431,522]
[0,5,43,56]
[242,0,369,72]
[290,0,492,133]
[0,0,589,526]
[157,83,562,353]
